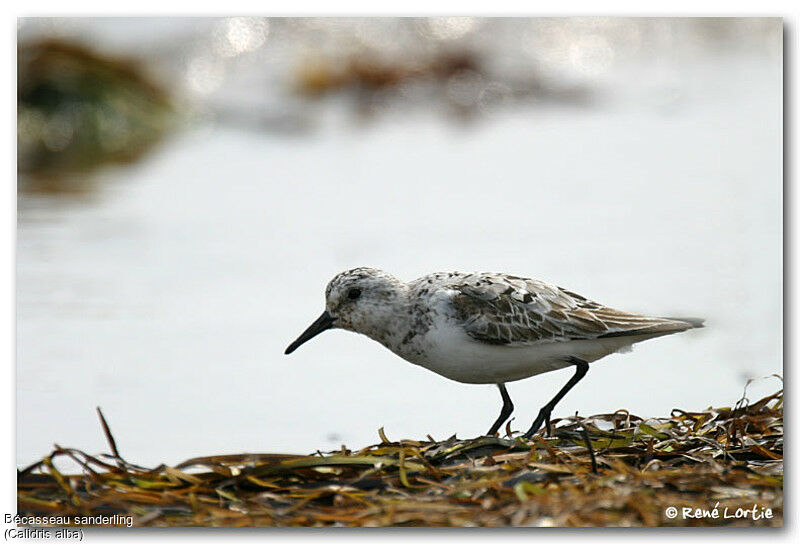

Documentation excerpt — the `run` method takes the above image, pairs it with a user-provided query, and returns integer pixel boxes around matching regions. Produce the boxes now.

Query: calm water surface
[17,24,782,467]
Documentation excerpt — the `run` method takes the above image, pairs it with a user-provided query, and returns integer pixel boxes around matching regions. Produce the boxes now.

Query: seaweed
[17,383,783,527]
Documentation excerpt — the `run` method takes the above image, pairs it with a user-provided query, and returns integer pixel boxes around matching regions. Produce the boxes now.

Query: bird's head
[284,267,406,354]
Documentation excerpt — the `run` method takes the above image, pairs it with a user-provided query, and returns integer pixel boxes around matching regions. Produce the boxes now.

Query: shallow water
[17,20,782,468]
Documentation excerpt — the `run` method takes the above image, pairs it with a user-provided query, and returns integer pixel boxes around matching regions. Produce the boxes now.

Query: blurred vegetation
[17,386,782,527]
[294,49,592,120]
[17,39,174,191]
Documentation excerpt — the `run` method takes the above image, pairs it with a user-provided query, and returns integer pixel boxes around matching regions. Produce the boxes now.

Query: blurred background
[17,17,782,468]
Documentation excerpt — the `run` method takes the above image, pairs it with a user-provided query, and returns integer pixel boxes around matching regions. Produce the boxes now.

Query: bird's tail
[664,316,705,329]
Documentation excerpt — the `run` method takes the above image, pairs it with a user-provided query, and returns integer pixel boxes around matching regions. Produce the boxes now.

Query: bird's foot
[523,405,554,439]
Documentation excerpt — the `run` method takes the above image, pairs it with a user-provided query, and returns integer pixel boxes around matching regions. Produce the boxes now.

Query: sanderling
[285,267,703,438]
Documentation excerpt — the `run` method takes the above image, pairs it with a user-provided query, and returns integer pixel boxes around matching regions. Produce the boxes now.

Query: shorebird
[285,268,703,437]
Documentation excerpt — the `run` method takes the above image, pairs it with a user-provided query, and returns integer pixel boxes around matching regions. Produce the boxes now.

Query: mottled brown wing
[450,273,694,346]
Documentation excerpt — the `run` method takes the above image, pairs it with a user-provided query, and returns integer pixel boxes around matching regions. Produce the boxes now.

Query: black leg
[486,383,514,436]
[523,357,589,438]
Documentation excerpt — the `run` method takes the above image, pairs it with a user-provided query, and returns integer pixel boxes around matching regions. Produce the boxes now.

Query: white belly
[402,319,650,384]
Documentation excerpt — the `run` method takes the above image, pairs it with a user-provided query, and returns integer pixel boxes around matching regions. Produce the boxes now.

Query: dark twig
[96,406,125,469]
[577,414,598,474]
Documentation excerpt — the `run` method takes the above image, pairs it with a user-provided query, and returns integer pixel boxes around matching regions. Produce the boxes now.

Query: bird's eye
[347,288,362,300]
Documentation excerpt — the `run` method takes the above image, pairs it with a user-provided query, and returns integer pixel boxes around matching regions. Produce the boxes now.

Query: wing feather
[448,273,695,346]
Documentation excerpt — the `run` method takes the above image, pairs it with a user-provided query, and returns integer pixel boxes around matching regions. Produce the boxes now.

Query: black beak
[285,311,336,354]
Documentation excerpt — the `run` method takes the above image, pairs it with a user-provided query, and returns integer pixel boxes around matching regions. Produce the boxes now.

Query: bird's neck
[352,291,413,352]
